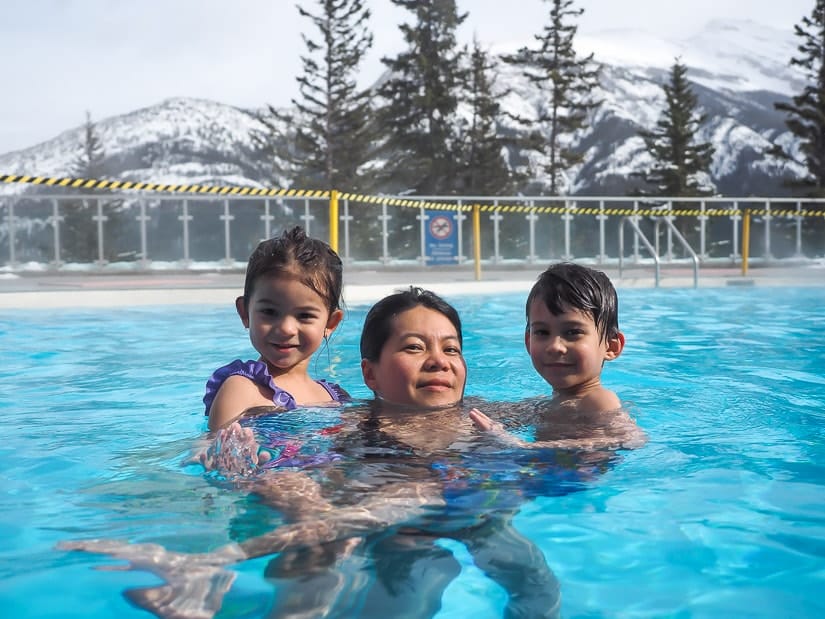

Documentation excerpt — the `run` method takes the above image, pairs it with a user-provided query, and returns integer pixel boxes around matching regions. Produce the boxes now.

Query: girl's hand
[200,422,271,476]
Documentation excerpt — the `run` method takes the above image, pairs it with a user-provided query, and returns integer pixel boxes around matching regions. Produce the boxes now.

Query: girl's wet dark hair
[243,226,343,312]
[360,286,463,361]
[526,262,619,341]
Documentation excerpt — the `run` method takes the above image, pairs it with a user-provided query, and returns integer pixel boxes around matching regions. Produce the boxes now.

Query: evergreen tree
[502,0,600,195]
[254,0,375,192]
[377,0,468,195]
[635,59,715,197]
[73,110,106,179]
[773,1,825,195]
[63,111,110,263]
[458,39,514,195]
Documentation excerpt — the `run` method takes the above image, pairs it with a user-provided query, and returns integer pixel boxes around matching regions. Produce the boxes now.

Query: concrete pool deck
[0,262,822,309]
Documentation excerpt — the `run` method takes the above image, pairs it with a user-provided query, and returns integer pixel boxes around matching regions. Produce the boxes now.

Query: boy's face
[525,299,623,395]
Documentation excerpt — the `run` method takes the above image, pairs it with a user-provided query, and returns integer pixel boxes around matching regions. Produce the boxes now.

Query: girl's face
[525,299,623,396]
[236,274,342,376]
[361,305,466,409]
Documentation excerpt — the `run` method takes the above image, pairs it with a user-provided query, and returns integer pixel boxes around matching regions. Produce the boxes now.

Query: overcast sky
[0,0,811,154]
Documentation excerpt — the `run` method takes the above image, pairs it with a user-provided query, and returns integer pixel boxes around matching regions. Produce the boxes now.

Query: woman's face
[361,306,466,410]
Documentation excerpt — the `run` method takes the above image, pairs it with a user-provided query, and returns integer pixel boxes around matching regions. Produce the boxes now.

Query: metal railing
[1,193,823,276]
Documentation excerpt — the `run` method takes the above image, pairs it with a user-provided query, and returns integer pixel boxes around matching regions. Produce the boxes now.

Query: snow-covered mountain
[0,19,807,197]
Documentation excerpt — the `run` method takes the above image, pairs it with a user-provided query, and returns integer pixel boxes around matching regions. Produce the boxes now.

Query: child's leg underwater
[355,530,462,619]
[458,512,561,619]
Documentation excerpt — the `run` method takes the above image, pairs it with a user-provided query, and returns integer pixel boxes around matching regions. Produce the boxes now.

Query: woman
[59,288,561,619]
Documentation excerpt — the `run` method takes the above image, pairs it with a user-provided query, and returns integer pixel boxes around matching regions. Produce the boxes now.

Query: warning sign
[429,215,453,240]
[425,211,458,265]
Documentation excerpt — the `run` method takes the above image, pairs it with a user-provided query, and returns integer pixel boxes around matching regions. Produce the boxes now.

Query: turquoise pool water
[1,286,824,618]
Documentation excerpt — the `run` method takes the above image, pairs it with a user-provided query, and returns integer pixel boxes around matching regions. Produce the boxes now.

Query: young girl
[204,226,349,431]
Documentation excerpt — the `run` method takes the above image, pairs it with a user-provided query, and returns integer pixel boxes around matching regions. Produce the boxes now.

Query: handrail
[653,216,700,288]
[619,217,660,287]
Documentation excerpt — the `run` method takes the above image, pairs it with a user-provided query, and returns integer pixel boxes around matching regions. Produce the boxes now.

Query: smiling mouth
[418,381,452,390]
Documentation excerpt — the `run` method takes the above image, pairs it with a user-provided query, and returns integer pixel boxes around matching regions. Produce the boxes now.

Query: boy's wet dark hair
[526,262,619,341]
[360,286,463,361]
[243,226,343,312]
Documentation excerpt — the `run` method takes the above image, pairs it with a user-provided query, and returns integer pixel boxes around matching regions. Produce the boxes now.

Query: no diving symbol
[429,215,453,240]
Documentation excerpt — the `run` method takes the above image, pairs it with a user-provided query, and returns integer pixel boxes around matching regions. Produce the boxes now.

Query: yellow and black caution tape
[2,173,824,217]
[0,174,329,198]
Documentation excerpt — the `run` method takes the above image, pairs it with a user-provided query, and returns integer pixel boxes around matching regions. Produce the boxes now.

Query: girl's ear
[325,309,344,336]
[361,358,378,392]
[235,296,250,329]
[604,331,625,361]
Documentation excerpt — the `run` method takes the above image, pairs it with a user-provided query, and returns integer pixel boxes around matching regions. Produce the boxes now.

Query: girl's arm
[207,375,271,431]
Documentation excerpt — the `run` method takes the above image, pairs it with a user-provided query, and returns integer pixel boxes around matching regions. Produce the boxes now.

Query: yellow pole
[329,189,339,253]
[472,204,482,281]
[741,207,750,276]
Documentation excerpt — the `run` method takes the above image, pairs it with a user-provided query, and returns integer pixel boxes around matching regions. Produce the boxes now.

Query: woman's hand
[468,408,526,448]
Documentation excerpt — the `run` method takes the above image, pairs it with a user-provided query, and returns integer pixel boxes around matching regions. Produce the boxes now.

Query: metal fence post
[179,199,192,267]
[261,199,274,240]
[137,199,150,268]
[301,198,314,235]
[490,201,502,264]
[526,200,538,263]
[341,198,353,264]
[93,199,107,267]
[221,199,233,265]
[597,200,606,263]
[731,201,740,262]
[417,206,428,265]
[456,200,466,264]
[562,199,573,260]
[51,198,63,267]
[764,200,772,260]
[380,201,391,264]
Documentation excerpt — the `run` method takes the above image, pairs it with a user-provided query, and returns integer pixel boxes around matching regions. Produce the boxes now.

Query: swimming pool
[1,286,824,618]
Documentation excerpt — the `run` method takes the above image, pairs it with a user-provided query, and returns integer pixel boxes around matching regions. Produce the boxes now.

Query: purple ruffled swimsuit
[203,359,349,416]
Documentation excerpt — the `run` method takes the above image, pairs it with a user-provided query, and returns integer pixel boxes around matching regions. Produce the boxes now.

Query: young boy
[471,262,646,450]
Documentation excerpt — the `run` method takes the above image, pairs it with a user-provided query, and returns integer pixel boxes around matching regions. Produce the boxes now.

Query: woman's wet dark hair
[360,286,463,361]
[242,226,343,313]
[525,262,620,341]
